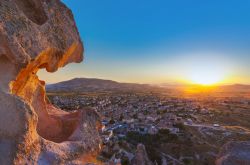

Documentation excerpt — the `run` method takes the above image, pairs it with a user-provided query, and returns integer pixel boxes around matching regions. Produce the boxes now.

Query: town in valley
[47,79,250,165]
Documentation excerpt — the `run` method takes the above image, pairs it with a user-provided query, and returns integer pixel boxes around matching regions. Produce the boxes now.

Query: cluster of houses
[100,113,183,144]
[47,91,250,164]
[49,93,217,143]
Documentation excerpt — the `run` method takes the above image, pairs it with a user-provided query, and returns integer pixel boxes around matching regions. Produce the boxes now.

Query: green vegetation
[146,146,162,165]
[109,118,115,124]
[174,123,185,130]
[143,110,149,115]
[157,109,167,115]
[126,129,179,164]
[183,158,193,165]
[132,113,138,119]
[121,156,129,165]
[100,150,113,159]
[126,129,179,145]
[119,114,124,121]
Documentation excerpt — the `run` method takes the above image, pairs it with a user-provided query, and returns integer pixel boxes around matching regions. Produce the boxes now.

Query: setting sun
[190,71,223,85]
[184,59,227,85]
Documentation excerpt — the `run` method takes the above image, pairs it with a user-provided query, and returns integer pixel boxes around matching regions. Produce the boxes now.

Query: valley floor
[47,89,250,165]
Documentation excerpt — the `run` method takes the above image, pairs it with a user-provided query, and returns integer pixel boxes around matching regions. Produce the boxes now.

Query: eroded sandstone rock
[0,0,101,164]
[131,144,153,165]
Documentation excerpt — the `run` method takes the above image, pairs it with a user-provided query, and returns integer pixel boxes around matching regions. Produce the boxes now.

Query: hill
[46,78,156,93]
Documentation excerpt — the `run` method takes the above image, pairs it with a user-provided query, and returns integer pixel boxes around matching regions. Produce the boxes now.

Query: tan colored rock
[0,0,101,164]
[131,144,153,165]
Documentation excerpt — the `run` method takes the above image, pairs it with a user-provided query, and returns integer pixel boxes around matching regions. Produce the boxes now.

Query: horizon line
[46,77,250,86]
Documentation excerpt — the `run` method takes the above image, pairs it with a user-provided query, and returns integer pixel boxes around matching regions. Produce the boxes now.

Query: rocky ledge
[0,0,101,164]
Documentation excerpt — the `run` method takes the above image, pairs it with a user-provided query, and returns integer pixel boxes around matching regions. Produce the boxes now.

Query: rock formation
[0,0,102,164]
[216,141,250,165]
[131,144,153,165]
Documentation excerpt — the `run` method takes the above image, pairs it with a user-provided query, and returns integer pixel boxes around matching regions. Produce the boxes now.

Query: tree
[109,118,115,124]
[133,113,138,119]
[119,114,124,121]
[121,156,129,165]
[174,123,185,130]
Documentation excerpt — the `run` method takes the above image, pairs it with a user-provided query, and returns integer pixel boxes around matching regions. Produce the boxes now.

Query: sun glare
[185,61,227,85]
[190,72,222,85]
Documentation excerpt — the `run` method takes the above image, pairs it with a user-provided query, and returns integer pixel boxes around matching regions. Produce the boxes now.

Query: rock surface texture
[131,144,153,165]
[216,141,250,165]
[0,0,101,164]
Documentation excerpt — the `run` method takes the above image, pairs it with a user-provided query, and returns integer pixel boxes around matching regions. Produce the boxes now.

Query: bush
[100,151,113,159]
[183,158,193,165]
[158,129,170,135]
[145,146,162,165]
[133,114,138,119]
[174,123,185,130]
[121,156,129,165]
[119,114,124,121]
[109,118,115,124]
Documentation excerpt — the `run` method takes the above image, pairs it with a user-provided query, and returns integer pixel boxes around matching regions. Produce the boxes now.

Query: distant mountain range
[46,78,250,93]
[46,78,156,93]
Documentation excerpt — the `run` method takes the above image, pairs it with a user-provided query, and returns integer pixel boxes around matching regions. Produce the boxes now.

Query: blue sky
[39,0,250,84]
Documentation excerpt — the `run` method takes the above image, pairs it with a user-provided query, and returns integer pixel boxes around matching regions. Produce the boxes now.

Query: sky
[39,0,250,85]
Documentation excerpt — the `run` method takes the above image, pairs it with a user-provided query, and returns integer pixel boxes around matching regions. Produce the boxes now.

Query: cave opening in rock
[9,48,83,143]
